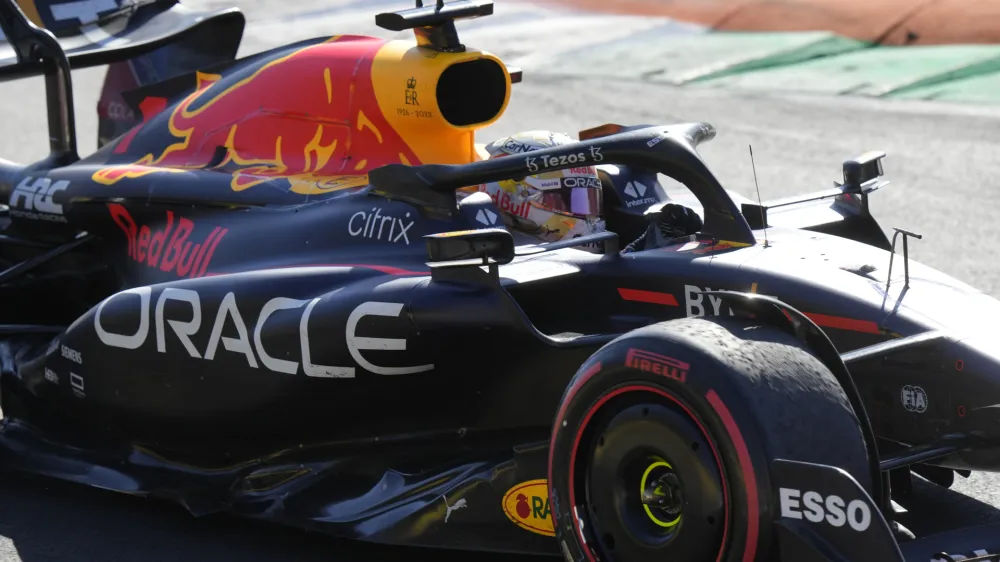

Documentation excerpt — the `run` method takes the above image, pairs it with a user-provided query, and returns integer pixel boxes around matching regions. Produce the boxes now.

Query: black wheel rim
[577,390,727,561]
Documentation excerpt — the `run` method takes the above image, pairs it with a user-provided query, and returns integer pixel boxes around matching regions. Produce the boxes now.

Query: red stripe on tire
[548,361,603,488]
[706,389,759,562]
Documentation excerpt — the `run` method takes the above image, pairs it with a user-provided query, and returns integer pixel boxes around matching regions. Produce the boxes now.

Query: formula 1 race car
[1,1,1000,561]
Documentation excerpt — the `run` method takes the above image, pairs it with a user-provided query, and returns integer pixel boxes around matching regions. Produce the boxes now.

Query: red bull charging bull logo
[93,36,422,195]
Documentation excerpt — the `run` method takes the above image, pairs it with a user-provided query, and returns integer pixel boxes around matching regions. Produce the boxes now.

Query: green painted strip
[540,27,1000,105]
[888,71,1000,102]
[651,32,867,84]
[542,31,866,83]
[694,44,1000,98]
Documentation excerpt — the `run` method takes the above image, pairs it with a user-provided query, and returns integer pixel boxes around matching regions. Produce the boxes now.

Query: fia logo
[405,77,419,106]
[476,209,498,226]
[901,385,928,413]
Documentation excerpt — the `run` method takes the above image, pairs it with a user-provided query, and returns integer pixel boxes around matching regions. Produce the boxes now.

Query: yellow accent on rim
[640,459,681,528]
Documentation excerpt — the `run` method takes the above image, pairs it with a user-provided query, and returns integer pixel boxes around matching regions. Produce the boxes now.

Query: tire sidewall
[548,333,774,562]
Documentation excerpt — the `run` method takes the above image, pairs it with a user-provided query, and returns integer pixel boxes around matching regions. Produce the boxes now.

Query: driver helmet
[477,131,606,250]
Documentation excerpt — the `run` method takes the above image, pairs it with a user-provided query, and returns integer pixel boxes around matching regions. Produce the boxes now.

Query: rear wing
[740,151,893,250]
[0,0,243,168]
[0,0,243,81]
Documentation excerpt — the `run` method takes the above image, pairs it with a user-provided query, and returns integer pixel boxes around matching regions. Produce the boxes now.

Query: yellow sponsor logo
[501,479,554,537]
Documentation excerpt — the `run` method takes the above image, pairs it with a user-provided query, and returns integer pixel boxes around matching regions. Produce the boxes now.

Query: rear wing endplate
[0,0,244,81]
[0,0,243,168]
[741,151,889,230]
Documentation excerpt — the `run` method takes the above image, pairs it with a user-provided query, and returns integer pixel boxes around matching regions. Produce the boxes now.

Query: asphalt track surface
[4,3,1000,561]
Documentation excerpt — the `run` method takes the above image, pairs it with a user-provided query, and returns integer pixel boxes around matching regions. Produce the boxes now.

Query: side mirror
[424,228,514,268]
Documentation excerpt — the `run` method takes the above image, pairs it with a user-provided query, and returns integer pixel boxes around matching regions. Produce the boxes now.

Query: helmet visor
[538,176,603,217]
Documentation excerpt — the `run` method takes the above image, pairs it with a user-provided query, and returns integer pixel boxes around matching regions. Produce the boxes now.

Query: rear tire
[548,317,873,562]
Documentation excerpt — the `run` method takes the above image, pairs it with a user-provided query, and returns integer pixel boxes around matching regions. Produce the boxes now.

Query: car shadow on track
[0,471,546,562]
[895,476,1000,538]
[4,468,996,561]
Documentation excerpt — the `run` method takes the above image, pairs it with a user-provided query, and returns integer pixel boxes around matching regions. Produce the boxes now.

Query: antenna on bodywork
[749,145,769,248]
[886,227,922,291]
